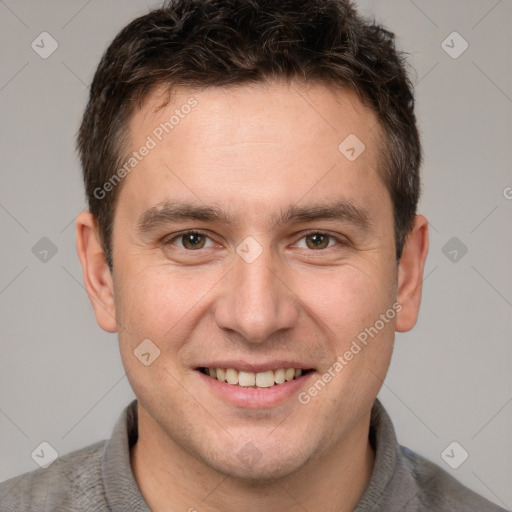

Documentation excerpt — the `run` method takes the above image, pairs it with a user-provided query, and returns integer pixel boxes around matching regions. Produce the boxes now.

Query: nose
[213,249,299,344]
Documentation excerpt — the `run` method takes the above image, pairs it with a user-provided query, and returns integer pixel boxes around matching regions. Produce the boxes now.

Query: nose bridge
[214,247,298,343]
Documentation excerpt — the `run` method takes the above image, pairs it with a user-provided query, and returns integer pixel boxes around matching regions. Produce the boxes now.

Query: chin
[201,438,313,484]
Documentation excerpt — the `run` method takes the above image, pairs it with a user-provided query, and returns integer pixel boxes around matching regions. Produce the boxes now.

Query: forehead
[131,80,381,154]
[118,80,389,225]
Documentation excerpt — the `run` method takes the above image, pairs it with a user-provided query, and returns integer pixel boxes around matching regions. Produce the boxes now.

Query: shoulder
[0,440,108,512]
[361,400,507,512]
[397,445,507,512]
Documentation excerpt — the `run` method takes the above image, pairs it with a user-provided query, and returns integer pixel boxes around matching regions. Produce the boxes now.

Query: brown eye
[304,233,331,250]
[181,232,206,250]
[168,231,213,250]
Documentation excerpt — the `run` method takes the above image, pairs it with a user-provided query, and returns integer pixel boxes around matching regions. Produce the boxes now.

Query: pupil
[184,233,204,249]
[308,233,328,249]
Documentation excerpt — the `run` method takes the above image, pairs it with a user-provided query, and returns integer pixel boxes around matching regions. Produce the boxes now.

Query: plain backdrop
[1,0,511,509]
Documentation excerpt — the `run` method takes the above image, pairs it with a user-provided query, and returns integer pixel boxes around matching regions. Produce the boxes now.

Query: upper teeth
[206,367,303,388]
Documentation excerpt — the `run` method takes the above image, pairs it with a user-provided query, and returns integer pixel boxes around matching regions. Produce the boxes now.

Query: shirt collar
[102,399,150,511]
[354,398,402,511]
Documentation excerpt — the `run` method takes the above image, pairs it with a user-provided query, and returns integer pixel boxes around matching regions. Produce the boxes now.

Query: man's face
[109,81,399,480]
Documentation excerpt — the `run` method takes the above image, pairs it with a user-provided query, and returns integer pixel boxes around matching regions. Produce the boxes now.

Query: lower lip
[195,370,316,409]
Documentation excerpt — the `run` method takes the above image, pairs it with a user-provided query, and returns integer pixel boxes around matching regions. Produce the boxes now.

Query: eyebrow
[137,199,372,233]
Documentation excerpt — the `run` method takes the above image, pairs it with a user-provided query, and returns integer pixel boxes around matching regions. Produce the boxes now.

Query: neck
[131,405,375,512]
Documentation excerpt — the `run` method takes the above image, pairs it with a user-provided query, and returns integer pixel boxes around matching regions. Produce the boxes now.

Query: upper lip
[196,360,313,373]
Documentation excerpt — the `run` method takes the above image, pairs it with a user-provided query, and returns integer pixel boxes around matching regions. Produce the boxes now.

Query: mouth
[197,366,314,389]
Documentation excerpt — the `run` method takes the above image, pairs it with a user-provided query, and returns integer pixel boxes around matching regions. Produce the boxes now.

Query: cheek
[113,265,218,353]
[113,249,398,361]
[294,263,397,342]
[113,268,205,404]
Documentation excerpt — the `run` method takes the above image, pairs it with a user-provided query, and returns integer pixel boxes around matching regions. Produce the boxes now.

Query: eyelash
[163,229,347,252]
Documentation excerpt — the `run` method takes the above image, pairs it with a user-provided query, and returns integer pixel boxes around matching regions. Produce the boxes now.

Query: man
[0,0,506,511]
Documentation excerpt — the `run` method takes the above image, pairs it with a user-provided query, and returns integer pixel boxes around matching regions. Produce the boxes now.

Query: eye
[166,230,215,250]
[163,230,345,252]
[295,232,343,250]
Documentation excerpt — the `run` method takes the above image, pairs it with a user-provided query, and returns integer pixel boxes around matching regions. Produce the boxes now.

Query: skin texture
[76,80,429,512]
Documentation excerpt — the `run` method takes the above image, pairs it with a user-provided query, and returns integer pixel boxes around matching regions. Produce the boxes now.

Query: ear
[395,214,429,332]
[75,211,117,333]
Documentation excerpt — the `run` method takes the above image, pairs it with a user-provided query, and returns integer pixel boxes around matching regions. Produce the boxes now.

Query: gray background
[1,0,511,508]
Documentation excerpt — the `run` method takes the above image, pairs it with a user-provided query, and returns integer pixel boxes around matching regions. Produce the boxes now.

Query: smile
[198,367,312,388]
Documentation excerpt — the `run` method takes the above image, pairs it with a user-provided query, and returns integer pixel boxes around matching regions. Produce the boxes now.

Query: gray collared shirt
[0,399,506,511]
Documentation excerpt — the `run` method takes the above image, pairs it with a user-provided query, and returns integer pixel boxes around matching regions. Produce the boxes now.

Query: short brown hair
[77,0,421,269]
